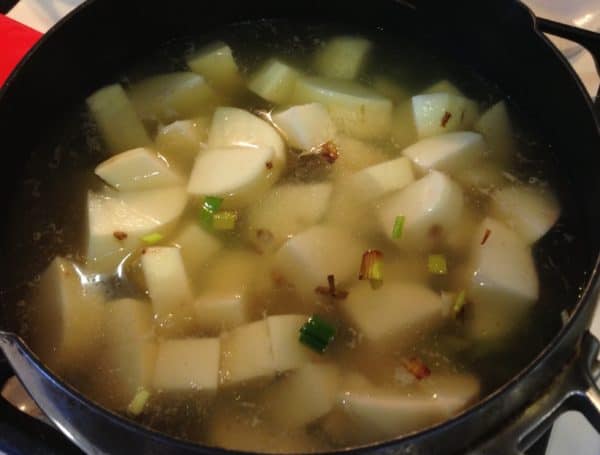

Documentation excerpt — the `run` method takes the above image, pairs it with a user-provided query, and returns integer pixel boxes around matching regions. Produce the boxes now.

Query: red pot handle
[0,14,42,87]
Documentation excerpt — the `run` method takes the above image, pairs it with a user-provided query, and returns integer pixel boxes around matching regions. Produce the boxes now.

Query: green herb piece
[452,290,467,316]
[141,232,164,245]
[428,254,448,275]
[299,315,336,354]
[212,211,238,231]
[127,388,150,416]
[359,250,384,289]
[392,215,405,239]
[199,196,224,227]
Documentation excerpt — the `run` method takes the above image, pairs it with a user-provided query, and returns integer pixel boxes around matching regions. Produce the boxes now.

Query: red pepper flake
[319,141,339,164]
[265,161,273,170]
[441,111,452,127]
[480,228,492,245]
[401,357,431,380]
[141,248,148,255]
[358,250,384,289]
[113,231,128,240]
[315,274,348,299]
[428,224,443,238]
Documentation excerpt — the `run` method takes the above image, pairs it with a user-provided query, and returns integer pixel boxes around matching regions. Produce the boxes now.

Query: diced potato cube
[128,72,218,122]
[272,103,336,151]
[186,41,242,93]
[220,320,276,386]
[266,315,316,372]
[153,338,220,393]
[155,118,209,168]
[86,84,151,153]
[30,257,104,369]
[208,107,286,176]
[377,171,464,252]
[313,36,371,80]
[342,281,443,346]
[466,217,539,339]
[86,186,187,272]
[373,76,410,104]
[402,132,486,175]
[246,182,333,253]
[412,93,479,139]
[454,161,507,194]
[194,292,250,333]
[490,185,560,244]
[100,298,157,409]
[187,146,276,209]
[94,147,182,191]
[274,225,365,296]
[292,77,392,140]
[263,363,340,428]
[201,250,269,297]
[474,101,516,162]
[248,58,301,105]
[141,247,195,336]
[172,222,222,279]
[331,134,387,179]
[391,100,418,149]
[422,79,463,96]
[346,157,414,203]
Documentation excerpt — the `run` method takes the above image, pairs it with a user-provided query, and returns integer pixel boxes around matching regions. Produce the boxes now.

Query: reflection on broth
[2,21,583,453]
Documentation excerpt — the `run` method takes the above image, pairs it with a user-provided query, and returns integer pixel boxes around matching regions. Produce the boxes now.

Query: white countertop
[6,1,600,454]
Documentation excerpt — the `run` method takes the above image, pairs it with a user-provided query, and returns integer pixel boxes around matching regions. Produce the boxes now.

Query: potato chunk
[331,134,387,179]
[186,41,242,93]
[292,77,392,140]
[272,103,336,152]
[220,320,276,386]
[94,147,182,191]
[246,182,333,253]
[31,257,104,369]
[474,101,516,162]
[141,246,195,336]
[128,72,218,122]
[86,186,187,272]
[422,79,463,96]
[100,298,157,409]
[412,93,479,138]
[402,132,486,175]
[342,281,443,347]
[172,222,222,279]
[155,118,209,168]
[86,84,151,153]
[266,315,317,372]
[195,293,251,333]
[207,107,286,176]
[153,338,220,393]
[346,157,414,202]
[377,171,464,251]
[491,185,560,244]
[466,217,539,339]
[262,363,340,428]
[248,59,301,105]
[313,36,371,80]
[187,146,276,208]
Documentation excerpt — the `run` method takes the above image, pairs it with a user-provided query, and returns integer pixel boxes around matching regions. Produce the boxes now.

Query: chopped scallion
[213,211,238,231]
[428,254,448,275]
[392,215,405,239]
[199,196,224,228]
[359,250,384,289]
[452,290,467,317]
[141,232,164,244]
[299,315,336,354]
[127,387,150,416]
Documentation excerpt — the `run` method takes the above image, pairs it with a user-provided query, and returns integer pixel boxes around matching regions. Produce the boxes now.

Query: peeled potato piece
[246,182,333,253]
[99,298,156,409]
[30,257,104,369]
[141,246,196,336]
[208,107,286,176]
[331,134,387,179]
[186,41,242,93]
[422,79,463,96]
[172,222,222,279]
[378,171,464,252]
[475,101,516,162]
[372,76,410,104]
[95,147,183,191]
[490,185,560,244]
[402,132,486,175]
[272,103,336,152]
[194,292,251,333]
[187,146,276,209]
[128,72,218,122]
[248,58,301,105]
[86,186,188,272]
[466,217,539,339]
[313,36,371,80]
[292,76,392,140]
[266,315,317,373]
[345,156,414,203]
[86,84,151,153]
[342,281,444,347]
[412,93,479,139]
[155,118,209,168]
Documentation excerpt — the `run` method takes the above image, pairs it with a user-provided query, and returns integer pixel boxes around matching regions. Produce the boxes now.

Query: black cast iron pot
[0,0,600,453]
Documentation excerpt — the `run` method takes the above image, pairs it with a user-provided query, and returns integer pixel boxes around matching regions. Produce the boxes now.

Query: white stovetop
[6,1,600,454]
